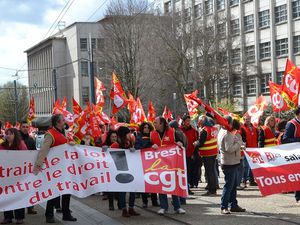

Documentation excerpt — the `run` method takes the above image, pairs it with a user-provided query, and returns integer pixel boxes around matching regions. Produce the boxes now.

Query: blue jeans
[119,192,135,209]
[159,194,180,211]
[221,165,239,209]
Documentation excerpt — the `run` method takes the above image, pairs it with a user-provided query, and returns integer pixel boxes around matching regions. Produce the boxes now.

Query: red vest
[150,128,175,147]
[180,126,198,157]
[261,126,277,147]
[48,128,68,147]
[198,126,218,157]
[242,124,258,148]
[290,118,300,138]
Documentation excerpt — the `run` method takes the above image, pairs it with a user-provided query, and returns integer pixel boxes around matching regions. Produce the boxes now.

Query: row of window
[230,71,283,97]
[229,35,300,64]
[79,38,105,51]
[80,60,107,77]
[167,0,300,28]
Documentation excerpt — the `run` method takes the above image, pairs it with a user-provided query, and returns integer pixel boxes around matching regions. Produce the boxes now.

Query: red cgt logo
[248,151,265,164]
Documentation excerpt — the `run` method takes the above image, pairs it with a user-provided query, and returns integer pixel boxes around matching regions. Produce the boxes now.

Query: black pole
[14,80,18,124]
[53,68,57,101]
[89,34,96,104]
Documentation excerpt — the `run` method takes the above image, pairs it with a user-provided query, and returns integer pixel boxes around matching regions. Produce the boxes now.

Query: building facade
[25,22,107,116]
[163,0,300,111]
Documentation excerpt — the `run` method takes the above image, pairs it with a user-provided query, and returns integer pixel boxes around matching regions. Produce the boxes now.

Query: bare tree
[0,82,29,124]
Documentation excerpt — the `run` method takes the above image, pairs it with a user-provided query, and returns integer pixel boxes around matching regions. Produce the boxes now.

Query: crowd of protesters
[1,105,300,223]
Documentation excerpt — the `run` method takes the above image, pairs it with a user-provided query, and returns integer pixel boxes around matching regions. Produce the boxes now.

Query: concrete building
[25,22,107,116]
[162,0,300,111]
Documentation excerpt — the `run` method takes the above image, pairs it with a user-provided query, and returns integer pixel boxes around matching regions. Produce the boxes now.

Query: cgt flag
[269,81,291,112]
[27,97,36,123]
[282,59,300,108]
[110,72,128,115]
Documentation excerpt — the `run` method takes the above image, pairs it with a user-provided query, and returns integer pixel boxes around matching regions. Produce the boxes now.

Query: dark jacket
[134,132,152,149]
[282,118,300,143]
[20,131,36,150]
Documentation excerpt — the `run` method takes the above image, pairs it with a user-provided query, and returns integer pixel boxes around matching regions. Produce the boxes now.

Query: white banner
[0,144,187,211]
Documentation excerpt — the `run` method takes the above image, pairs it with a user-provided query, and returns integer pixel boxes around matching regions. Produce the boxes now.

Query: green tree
[0,82,29,125]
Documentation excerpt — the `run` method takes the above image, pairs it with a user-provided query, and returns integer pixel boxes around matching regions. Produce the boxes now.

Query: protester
[150,116,186,215]
[241,115,259,187]
[258,116,277,148]
[111,126,140,217]
[276,120,287,145]
[0,128,28,224]
[194,115,218,196]
[282,106,300,203]
[33,114,77,223]
[217,116,246,215]
[80,133,94,146]
[179,114,198,195]
[134,122,159,208]
[19,121,38,215]
[102,130,119,210]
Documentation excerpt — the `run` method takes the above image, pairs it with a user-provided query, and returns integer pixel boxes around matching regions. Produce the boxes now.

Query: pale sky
[0,0,109,85]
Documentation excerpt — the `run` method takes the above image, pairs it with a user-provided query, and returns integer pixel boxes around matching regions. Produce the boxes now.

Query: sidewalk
[2,181,300,225]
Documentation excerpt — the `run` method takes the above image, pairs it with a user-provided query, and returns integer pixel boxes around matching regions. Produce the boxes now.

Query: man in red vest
[33,114,77,223]
[150,116,186,215]
[194,115,218,196]
[179,114,198,195]
[241,115,259,187]
[282,106,300,203]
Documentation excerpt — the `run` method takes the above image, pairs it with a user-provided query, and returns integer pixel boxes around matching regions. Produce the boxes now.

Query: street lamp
[173,92,177,119]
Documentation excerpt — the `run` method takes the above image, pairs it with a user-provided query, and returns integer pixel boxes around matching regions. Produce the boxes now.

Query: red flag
[217,107,241,121]
[61,97,67,111]
[282,59,300,108]
[127,92,137,115]
[52,97,74,126]
[147,101,156,122]
[72,97,82,123]
[14,122,20,130]
[184,90,199,119]
[110,72,128,114]
[162,106,173,121]
[132,97,146,124]
[27,97,36,122]
[244,95,267,126]
[95,78,106,107]
[188,96,231,130]
[269,81,290,112]
[4,122,13,129]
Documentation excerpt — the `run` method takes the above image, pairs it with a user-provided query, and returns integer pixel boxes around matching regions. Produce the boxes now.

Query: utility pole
[88,33,96,104]
[52,68,58,101]
[13,80,18,124]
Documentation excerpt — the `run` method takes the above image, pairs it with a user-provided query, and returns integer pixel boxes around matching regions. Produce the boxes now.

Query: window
[81,61,88,76]
[276,71,284,85]
[260,42,271,59]
[205,0,213,15]
[230,0,239,6]
[217,0,225,10]
[194,4,202,18]
[244,14,254,32]
[220,78,229,98]
[294,35,300,54]
[233,78,242,96]
[217,23,226,36]
[246,76,256,95]
[82,87,89,104]
[231,19,240,35]
[259,10,270,28]
[231,48,241,64]
[184,8,191,22]
[276,38,288,56]
[292,0,300,19]
[164,1,171,13]
[97,38,105,51]
[275,4,287,24]
[91,38,96,50]
[261,73,271,94]
[80,38,87,51]
[245,45,255,62]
